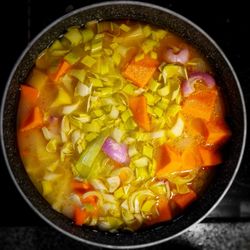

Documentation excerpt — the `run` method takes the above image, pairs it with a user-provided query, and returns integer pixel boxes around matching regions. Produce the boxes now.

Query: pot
[0,1,247,248]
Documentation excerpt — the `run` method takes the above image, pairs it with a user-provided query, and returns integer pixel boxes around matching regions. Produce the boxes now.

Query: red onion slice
[102,137,129,164]
[164,48,189,65]
[182,72,216,97]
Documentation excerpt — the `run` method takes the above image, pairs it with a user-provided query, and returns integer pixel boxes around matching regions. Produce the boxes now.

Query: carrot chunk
[20,84,39,106]
[74,206,88,226]
[156,145,182,178]
[181,146,202,172]
[206,121,231,147]
[198,146,222,167]
[123,55,159,87]
[20,107,43,132]
[129,95,151,131]
[146,196,172,225]
[49,60,71,82]
[173,190,197,209]
[182,90,218,121]
[71,180,92,193]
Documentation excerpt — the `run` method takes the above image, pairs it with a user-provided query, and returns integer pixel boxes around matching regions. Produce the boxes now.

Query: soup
[17,20,231,232]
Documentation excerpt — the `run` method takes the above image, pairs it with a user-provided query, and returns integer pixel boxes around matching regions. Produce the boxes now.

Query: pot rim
[0,1,247,249]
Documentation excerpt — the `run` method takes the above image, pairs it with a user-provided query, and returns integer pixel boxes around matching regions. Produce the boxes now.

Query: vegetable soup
[17,20,231,232]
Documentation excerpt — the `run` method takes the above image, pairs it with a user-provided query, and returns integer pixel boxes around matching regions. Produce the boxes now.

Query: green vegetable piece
[120,24,131,32]
[135,166,149,179]
[69,69,86,82]
[154,107,164,117]
[123,84,136,95]
[81,55,96,68]
[149,79,161,92]
[157,98,169,110]
[64,28,82,46]
[142,25,151,37]
[141,199,156,212]
[49,40,64,51]
[134,157,149,167]
[143,145,153,158]
[64,52,80,65]
[125,117,137,130]
[158,85,170,97]
[121,110,132,122]
[89,77,103,87]
[144,92,155,105]
[75,132,108,178]
[85,132,98,142]
[81,29,94,43]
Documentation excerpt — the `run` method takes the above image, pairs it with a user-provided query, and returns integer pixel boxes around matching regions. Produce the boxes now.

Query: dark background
[0,0,250,249]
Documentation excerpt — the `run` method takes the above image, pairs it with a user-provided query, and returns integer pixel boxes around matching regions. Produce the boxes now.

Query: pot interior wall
[1,2,245,248]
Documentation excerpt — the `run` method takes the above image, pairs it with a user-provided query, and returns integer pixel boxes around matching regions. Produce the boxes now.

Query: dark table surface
[0,0,250,249]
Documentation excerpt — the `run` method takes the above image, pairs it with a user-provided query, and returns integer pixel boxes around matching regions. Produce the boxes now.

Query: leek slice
[64,28,82,46]
[75,132,108,178]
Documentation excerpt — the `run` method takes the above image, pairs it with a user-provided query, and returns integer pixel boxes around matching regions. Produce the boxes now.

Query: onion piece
[182,72,216,97]
[164,48,189,65]
[102,137,129,164]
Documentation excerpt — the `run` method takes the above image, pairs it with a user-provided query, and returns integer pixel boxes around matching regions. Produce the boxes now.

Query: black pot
[0,1,247,248]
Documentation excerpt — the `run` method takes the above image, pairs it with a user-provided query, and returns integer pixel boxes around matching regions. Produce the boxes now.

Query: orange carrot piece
[123,56,159,87]
[129,95,151,131]
[71,180,92,193]
[182,90,218,121]
[186,118,208,138]
[206,121,231,147]
[146,197,172,225]
[173,190,197,209]
[198,147,222,167]
[50,60,71,82]
[20,84,39,106]
[74,206,88,226]
[181,146,202,172]
[20,107,43,132]
[156,145,182,178]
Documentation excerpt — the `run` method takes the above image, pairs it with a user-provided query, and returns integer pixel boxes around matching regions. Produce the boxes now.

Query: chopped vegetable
[49,60,71,82]
[123,55,159,87]
[81,55,96,68]
[129,95,151,131]
[20,107,43,132]
[173,190,197,209]
[102,137,129,164]
[51,87,72,107]
[198,147,222,167]
[74,206,88,226]
[20,85,39,107]
[206,121,231,147]
[182,90,218,121]
[75,132,108,178]
[27,69,48,91]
